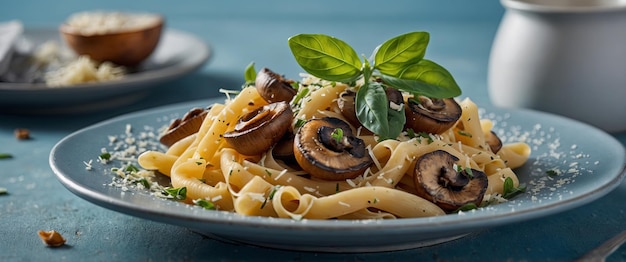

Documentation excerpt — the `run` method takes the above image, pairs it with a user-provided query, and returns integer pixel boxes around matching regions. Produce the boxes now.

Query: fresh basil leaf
[381,59,461,98]
[244,62,256,84]
[374,31,430,76]
[355,82,388,136]
[288,34,362,82]
[354,82,405,140]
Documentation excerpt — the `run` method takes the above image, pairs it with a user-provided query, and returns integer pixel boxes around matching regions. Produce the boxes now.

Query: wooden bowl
[60,12,164,66]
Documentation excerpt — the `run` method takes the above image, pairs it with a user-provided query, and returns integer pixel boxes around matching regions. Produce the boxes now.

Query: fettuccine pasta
[138,74,531,220]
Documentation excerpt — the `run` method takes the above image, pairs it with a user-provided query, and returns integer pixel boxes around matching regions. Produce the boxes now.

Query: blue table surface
[2,1,626,261]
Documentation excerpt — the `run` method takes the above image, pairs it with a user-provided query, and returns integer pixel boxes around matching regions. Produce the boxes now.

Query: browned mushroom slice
[486,130,503,153]
[405,96,461,134]
[272,131,296,163]
[294,117,373,181]
[223,101,293,156]
[159,107,209,147]
[337,89,360,127]
[255,67,297,103]
[413,150,488,212]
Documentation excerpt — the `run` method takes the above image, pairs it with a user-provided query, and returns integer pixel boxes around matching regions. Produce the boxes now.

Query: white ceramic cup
[488,0,626,132]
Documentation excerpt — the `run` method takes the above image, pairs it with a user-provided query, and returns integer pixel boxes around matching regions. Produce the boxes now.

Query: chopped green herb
[335,183,340,193]
[454,165,473,178]
[405,128,416,139]
[295,119,307,128]
[164,187,187,200]
[137,178,150,189]
[125,164,140,172]
[290,81,300,90]
[261,186,281,209]
[291,87,310,106]
[462,167,474,178]
[193,199,217,210]
[454,203,478,212]
[416,132,433,143]
[546,169,559,177]
[457,130,472,137]
[99,152,111,161]
[268,186,280,200]
[0,153,13,159]
[331,128,344,144]
[264,169,272,177]
[502,177,526,199]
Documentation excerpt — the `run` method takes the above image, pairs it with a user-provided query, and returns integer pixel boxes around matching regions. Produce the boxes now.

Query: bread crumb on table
[37,230,66,247]
[14,128,30,140]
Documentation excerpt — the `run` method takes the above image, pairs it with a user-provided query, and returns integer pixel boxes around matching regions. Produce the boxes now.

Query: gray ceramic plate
[50,98,626,253]
[0,27,210,113]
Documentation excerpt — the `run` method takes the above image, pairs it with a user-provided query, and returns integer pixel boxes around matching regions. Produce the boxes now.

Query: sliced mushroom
[159,107,209,147]
[272,131,296,162]
[255,67,297,103]
[224,102,293,156]
[486,130,503,153]
[338,87,404,130]
[385,87,404,109]
[337,89,360,127]
[405,96,461,134]
[294,117,372,181]
[413,150,488,212]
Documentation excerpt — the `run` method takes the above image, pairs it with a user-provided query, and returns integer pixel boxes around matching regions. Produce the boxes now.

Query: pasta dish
[135,32,531,220]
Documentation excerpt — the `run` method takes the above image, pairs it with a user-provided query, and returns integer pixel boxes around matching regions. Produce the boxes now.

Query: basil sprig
[288,32,461,140]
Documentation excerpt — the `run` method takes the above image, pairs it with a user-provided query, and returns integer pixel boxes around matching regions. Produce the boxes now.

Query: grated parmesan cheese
[211,195,223,202]
[44,55,125,87]
[65,11,161,36]
[275,169,287,180]
[338,201,351,207]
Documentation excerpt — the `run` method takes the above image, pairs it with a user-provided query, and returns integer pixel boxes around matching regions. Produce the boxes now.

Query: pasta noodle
[137,74,531,220]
